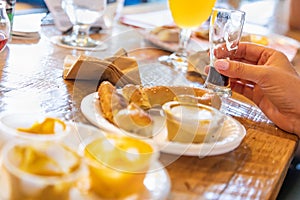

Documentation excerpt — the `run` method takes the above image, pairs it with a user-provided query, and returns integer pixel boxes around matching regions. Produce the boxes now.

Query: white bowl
[0,113,71,142]
[162,101,225,144]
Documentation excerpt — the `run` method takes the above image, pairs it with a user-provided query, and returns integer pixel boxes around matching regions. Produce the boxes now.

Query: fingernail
[215,60,229,70]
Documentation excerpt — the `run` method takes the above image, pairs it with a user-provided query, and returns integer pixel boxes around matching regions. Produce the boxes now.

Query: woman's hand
[211,42,300,135]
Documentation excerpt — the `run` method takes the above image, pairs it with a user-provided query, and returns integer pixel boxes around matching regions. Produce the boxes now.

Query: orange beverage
[168,0,216,28]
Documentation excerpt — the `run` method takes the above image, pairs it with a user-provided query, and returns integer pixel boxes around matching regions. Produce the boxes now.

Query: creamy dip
[171,105,214,121]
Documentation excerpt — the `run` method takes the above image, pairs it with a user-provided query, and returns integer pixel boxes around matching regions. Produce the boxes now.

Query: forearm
[289,0,300,30]
[292,104,300,137]
[294,120,300,138]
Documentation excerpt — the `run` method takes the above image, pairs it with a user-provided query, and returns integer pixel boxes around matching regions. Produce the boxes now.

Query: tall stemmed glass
[159,0,217,72]
[61,0,106,48]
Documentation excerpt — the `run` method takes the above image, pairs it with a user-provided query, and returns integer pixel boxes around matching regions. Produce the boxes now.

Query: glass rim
[212,7,246,15]
[79,134,160,174]
[162,100,222,121]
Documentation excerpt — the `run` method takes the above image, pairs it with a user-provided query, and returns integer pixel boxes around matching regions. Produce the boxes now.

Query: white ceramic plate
[81,93,246,157]
[141,30,209,53]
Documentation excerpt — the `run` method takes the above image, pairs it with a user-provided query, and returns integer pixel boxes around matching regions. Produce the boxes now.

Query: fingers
[204,65,260,102]
[204,65,209,74]
[205,62,265,104]
[214,42,277,64]
[214,59,266,84]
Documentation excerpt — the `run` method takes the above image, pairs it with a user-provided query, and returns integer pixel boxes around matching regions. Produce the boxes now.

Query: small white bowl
[0,113,71,142]
[162,101,225,144]
[1,140,84,200]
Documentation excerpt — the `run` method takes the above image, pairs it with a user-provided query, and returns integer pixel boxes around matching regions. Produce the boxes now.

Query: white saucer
[50,36,108,51]
[81,92,246,157]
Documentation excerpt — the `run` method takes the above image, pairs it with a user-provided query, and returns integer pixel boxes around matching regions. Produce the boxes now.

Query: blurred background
[16,0,290,35]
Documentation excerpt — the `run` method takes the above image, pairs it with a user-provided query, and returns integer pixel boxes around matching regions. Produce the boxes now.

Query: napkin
[12,13,44,40]
[186,50,210,84]
[63,49,141,87]
[120,10,173,29]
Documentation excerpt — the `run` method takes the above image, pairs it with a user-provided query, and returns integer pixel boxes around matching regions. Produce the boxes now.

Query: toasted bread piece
[122,84,151,109]
[122,85,221,109]
[97,81,154,137]
[98,81,128,123]
[114,103,154,137]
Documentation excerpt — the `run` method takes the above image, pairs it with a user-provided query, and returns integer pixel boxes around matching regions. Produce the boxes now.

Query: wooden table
[0,4,299,200]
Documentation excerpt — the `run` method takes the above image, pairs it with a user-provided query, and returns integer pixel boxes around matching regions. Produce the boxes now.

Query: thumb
[214,59,265,84]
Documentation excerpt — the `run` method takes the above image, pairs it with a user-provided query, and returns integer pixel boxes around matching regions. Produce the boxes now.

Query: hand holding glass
[61,0,106,48]
[204,8,245,97]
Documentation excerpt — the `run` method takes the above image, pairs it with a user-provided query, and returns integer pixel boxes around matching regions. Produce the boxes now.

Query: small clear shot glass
[79,134,159,199]
[204,7,246,98]
[0,141,84,200]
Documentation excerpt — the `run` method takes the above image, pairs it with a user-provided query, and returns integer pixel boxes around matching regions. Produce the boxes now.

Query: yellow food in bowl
[83,135,157,198]
[17,117,66,134]
[2,142,82,200]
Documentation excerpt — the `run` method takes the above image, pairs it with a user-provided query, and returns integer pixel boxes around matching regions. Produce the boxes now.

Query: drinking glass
[159,0,217,72]
[204,8,245,97]
[0,1,11,52]
[61,0,106,48]
[103,0,124,28]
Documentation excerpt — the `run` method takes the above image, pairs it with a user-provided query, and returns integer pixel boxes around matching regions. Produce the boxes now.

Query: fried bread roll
[122,84,151,109]
[114,103,154,137]
[97,81,154,137]
[98,81,128,124]
[122,85,221,109]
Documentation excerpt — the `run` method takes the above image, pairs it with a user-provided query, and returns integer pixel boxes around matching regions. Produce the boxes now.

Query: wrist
[294,120,300,138]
